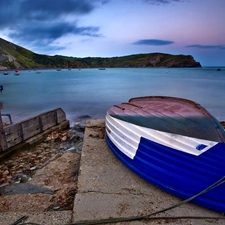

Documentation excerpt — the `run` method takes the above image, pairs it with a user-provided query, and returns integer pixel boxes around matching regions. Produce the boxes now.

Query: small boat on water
[105,96,225,213]
[14,70,20,75]
[3,72,9,75]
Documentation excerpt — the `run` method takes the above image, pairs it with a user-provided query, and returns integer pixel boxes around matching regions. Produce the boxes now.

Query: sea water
[0,67,225,125]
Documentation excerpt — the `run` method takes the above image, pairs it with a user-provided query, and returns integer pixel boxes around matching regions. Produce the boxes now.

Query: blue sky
[0,0,225,66]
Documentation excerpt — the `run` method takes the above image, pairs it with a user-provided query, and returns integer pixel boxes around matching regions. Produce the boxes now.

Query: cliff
[0,37,201,70]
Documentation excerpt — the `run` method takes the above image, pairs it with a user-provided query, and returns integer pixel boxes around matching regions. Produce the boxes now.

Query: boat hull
[105,96,225,213]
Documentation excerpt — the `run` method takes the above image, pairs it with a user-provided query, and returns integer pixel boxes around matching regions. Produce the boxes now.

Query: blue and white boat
[105,96,225,213]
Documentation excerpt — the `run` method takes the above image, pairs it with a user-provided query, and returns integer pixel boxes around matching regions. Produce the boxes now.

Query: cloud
[8,21,102,42]
[0,0,97,26]
[0,0,104,52]
[143,0,183,5]
[133,39,174,45]
[186,44,225,50]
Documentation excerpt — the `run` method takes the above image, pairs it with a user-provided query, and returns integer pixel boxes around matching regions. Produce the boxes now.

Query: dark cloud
[143,0,183,5]
[20,0,94,21]
[0,0,104,52]
[133,39,174,45]
[0,0,97,26]
[8,21,101,43]
[186,44,225,50]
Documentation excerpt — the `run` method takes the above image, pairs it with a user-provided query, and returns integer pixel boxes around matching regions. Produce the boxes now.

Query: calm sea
[1,67,225,126]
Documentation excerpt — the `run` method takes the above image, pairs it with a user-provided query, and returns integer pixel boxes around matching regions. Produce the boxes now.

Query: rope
[13,175,225,225]
[9,216,28,225]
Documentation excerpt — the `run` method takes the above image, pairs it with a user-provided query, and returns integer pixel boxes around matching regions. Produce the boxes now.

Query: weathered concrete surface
[0,211,72,225]
[73,119,225,225]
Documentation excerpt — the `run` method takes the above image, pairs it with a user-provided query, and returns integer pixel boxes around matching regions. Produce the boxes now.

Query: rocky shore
[0,125,84,213]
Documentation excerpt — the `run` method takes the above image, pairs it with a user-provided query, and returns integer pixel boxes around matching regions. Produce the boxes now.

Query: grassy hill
[0,37,201,70]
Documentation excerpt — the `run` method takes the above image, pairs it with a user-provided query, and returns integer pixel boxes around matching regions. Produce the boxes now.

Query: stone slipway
[73,119,225,225]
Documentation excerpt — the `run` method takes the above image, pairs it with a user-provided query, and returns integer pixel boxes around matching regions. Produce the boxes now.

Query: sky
[0,0,225,66]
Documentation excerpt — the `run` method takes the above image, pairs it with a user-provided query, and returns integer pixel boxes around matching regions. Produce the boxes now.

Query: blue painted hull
[105,96,225,213]
[106,132,225,213]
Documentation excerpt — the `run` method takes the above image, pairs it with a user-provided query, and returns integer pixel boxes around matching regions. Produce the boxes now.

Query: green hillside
[0,37,201,70]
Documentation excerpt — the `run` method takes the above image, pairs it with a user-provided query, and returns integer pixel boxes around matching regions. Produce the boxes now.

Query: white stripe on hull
[106,113,218,159]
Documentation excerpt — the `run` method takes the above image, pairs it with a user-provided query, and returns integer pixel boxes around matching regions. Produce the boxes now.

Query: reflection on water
[1,67,225,125]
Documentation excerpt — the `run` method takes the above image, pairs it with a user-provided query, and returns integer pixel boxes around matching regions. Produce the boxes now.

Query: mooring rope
[12,175,225,225]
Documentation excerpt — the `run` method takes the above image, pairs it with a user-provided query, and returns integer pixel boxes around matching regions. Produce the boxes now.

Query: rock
[30,166,36,171]
[61,135,67,141]
[3,170,9,175]
[46,136,52,141]
[66,146,76,152]
[0,183,54,195]
[73,115,91,132]
[75,141,83,153]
